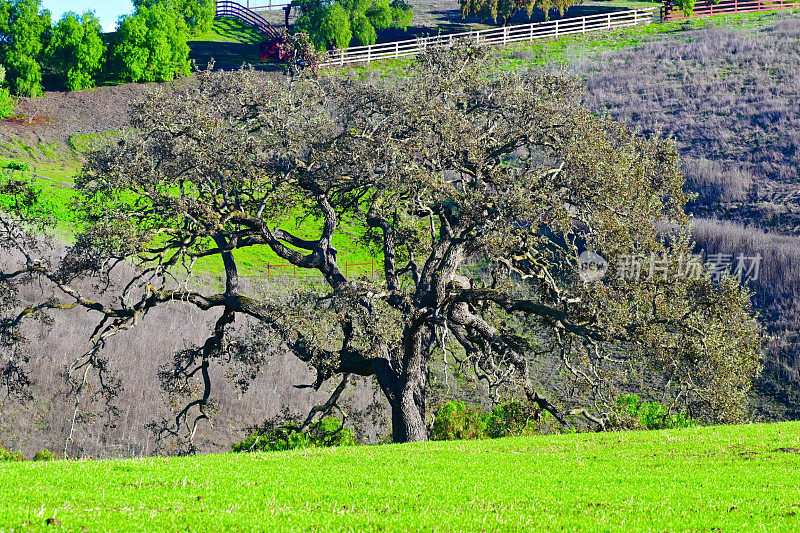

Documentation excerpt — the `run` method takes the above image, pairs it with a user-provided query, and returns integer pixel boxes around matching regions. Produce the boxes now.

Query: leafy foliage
[232,416,356,452]
[32,449,57,461]
[133,0,216,34]
[114,1,190,83]
[295,0,414,50]
[432,400,539,440]
[616,395,695,430]
[0,159,30,171]
[0,445,24,461]
[0,65,14,118]
[0,0,51,97]
[674,0,696,16]
[44,11,105,91]
[460,0,576,23]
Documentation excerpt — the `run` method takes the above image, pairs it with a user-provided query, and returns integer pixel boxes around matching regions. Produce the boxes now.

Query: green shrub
[617,395,695,430]
[486,401,539,438]
[44,11,105,91]
[432,400,540,441]
[674,0,696,17]
[0,159,30,171]
[431,400,488,441]
[232,416,356,453]
[0,445,24,462]
[32,449,57,461]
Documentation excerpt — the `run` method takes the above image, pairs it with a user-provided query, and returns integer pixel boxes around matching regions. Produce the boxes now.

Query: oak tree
[0,45,762,444]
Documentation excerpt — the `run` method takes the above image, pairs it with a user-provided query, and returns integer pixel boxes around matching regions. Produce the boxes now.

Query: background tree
[0,46,763,445]
[460,0,575,24]
[0,65,14,118]
[0,0,50,97]
[133,0,216,34]
[44,11,105,91]
[295,0,413,50]
[114,2,190,83]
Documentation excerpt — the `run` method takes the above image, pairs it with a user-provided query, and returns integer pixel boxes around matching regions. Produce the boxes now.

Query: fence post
[503,25,508,44]
[582,16,587,33]
[555,19,559,37]
[607,13,612,29]
[530,22,534,40]
[340,48,344,66]
[367,46,372,64]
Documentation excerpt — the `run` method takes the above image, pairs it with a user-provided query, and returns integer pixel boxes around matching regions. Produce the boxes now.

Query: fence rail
[215,0,281,39]
[321,8,659,67]
[662,0,800,19]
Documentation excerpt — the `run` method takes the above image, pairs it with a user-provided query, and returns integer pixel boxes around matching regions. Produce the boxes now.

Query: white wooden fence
[321,8,660,67]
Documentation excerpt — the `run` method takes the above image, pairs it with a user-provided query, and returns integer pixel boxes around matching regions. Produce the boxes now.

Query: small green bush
[32,449,57,461]
[232,416,356,453]
[0,445,25,462]
[0,159,31,171]
[431,400,488,441]
[432,400,540,441]
[617,394,695,430]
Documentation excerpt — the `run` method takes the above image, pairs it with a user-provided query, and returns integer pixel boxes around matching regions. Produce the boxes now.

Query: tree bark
[390,378,428,443]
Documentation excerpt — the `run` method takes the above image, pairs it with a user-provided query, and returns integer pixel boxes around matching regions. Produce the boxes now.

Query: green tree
[133,0,215,34]
[460,0,575,24]
[0,46,763,445]
[295,0,413,50]
[44,12,105,91]
[0,0,50,97]
[0,65,14,118]
[114,2,190,83]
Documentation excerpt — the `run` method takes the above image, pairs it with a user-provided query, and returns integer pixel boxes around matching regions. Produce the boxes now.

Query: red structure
[661,0,800,20]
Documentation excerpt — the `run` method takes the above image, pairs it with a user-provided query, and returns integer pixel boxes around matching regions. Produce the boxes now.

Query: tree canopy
[114,1,191,83]
[132,0,216,34]
[295,0,414,50]
[0,0,50,96]
[0,46,763,446]
[44,11,105,91]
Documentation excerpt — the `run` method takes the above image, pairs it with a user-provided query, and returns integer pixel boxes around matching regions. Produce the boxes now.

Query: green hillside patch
[1,422,799,531]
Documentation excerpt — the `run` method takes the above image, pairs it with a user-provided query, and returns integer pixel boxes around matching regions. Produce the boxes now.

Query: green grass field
[2,422,799,531]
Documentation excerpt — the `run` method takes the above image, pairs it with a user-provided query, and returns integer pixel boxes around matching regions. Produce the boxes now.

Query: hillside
[2,422,800,531]
[1,9,799,458]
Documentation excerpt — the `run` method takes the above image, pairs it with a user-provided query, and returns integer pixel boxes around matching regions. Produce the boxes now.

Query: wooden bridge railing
[215,0,282,39]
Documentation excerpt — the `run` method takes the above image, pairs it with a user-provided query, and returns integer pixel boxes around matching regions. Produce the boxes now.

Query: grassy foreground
[2,422,799,531]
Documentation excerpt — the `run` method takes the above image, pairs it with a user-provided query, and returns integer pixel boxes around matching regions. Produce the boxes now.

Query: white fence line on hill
[321,8,660,67]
